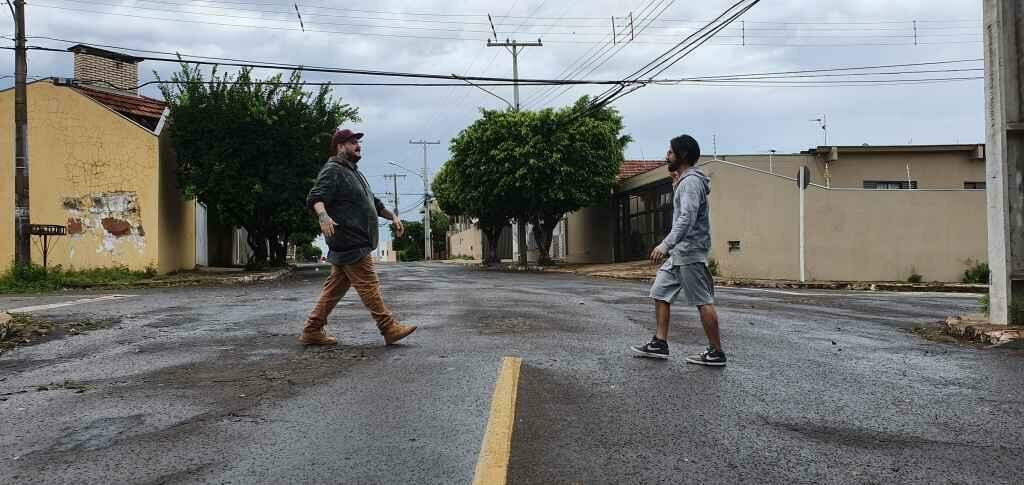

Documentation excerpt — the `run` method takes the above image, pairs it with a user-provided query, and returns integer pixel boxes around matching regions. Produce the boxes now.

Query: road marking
[4,294,138,313]
[473,356,522,485]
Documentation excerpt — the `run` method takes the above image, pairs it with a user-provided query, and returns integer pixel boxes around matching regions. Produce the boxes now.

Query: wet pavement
[0,263,1021,484]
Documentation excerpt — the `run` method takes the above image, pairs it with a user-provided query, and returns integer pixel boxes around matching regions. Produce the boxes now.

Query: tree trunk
[516,218,528,267]
[531,213,563,266]
[269,233,287,266]
[482,225,502,265]
[246,227,268,265]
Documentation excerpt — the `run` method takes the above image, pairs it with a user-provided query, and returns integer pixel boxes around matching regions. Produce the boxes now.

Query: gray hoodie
[656,167,711,266]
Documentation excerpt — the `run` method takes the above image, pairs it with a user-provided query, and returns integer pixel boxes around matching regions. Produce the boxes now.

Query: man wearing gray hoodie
[631,135,726,366]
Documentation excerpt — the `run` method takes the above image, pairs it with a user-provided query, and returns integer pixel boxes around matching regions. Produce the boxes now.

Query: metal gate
[195,202,209,267]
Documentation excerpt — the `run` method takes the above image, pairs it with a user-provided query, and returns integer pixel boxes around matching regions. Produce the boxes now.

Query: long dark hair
[670,135,701,168]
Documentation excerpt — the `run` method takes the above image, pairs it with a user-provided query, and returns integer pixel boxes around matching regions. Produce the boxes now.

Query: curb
[944,316,1024,345]
[442,260,989,294]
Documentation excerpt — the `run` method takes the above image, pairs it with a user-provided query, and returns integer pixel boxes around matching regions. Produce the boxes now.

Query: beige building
[449,144,989,282]
[0,46,227,274]
[568,144,988,282]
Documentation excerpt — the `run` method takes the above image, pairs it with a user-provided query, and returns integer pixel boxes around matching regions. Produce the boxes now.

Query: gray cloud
[7,0,984,230]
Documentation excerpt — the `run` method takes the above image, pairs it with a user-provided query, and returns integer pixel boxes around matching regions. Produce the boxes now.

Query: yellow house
[0,46,210,274]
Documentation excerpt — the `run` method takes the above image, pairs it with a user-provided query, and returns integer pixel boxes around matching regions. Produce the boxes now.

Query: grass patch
[962,259,990,284]
[0,263,155,294]
[708,258,721,277]
[909,268,925,284]
[911,324,962,344]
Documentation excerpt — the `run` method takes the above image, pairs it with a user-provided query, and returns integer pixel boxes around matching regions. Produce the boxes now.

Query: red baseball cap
[331,128,364,148]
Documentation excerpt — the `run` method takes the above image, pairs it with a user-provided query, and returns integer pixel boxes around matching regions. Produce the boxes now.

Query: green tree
[295,242,322,262]
[385,211,449,261]
[432,131,516,264]
[435,97,629,265]
[391,220,424,261]
[430,210,450,259]
[158,63,359,265]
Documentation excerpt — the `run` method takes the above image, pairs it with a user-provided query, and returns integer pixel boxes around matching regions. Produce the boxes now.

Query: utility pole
[11,0,30,268]
[983,0,1024,325]
[382,173,407,214]
[409,140,439,261]
[486,38,543,111]
[487,37,542,266]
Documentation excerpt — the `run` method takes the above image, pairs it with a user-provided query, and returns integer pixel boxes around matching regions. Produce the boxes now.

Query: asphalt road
[1,263,1021,484]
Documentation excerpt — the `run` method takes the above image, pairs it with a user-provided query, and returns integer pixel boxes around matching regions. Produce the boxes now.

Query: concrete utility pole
[11,0,30,268]
[984,0,1024,325]
[409,140,439,260]
[488,37,542,266]
[486,38,543,111]
[382,173,407,214]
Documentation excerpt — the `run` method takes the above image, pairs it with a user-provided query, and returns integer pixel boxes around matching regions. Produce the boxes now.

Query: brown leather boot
[299,330,338,346]
[381,323,417,345]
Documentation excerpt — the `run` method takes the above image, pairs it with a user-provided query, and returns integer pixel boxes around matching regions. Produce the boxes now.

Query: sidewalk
[137,266,295,288]
[442,259,988,294]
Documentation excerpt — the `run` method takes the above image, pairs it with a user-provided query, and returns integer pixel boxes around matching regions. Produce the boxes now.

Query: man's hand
[318,212,337,238]
[650,245,667,264]
[392,217,405,238]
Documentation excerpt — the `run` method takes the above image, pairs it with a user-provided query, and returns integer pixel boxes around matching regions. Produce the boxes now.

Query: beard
[667,159,684,172]
[345,147,362,162]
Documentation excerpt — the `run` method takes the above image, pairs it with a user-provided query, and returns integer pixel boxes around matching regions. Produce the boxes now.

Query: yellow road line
[472,356,523,485]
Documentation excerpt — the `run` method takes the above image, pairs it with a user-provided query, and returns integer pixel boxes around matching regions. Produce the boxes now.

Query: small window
[964,181,986,190]
[863,180,918,190]
[728,241,741,252]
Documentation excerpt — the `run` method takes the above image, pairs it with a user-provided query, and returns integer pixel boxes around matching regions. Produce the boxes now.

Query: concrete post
[984,0,1024,324]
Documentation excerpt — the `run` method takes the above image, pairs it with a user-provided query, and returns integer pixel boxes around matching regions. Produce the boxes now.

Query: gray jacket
[656,167,711,265]
[306,155,387,265]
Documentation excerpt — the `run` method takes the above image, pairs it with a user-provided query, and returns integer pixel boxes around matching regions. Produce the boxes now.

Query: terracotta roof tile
[73,86,166,130]
[618,160,665,181]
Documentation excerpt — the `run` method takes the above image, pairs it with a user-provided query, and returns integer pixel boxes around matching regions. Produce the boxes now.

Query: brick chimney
[67,44,142,95]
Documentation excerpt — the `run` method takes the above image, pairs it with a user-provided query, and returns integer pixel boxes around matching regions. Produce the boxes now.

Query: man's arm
[651,177,701,261]
[308,166,339,238]
[375,197,405,238]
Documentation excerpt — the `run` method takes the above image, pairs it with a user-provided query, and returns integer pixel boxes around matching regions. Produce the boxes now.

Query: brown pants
[304,255,398,334]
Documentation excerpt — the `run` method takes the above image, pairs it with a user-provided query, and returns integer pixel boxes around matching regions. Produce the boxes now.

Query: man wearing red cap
[301,128,417,346]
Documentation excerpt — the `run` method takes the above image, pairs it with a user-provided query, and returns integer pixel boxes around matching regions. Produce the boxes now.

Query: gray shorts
[649,261,715,306]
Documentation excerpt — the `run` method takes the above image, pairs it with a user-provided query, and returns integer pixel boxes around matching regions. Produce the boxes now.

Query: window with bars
[964,181,986,190]
[863,180,918,190]
[616,183,674,261]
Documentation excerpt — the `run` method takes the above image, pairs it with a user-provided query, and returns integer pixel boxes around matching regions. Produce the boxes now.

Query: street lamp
[453,73,514,110]
[810,115,829,146]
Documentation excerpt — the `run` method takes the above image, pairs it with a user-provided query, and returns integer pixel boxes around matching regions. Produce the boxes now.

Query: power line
[48,0,981,25]
[590,0,764,109]
[525,0,667,108]
[531,0,678,108]
[31,37,986,89]
[31,3,983,45]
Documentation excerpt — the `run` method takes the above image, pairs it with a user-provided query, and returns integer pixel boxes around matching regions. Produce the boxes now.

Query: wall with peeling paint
[0,81,197,274]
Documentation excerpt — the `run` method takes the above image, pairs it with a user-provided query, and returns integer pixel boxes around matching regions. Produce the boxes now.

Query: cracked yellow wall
[0,82,164,273]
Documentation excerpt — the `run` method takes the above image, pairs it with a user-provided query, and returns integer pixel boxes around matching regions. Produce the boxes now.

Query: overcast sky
[7,0,984,239]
